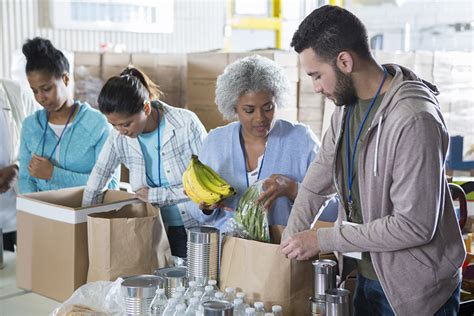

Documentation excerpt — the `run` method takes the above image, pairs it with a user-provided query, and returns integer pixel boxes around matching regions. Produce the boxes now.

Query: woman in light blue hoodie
[19,37,118,192]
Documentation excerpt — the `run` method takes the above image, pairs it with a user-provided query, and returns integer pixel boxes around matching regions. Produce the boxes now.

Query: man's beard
[332,66,358,107]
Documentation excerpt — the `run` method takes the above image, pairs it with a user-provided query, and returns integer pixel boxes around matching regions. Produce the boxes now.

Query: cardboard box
[188,105,230,131]
[228,51,299,82]
[186,78,217,105]
[228,50,298,68]
[74,52,101,67]
[16,187,137,301]
[102,66,126,81]
[299,92,324,109]
[298,106,323,122]
[187,52,228,79]
[131,53,185,92]
[161,91,185,108]
[102,53,131,66]
[299,68,314,94]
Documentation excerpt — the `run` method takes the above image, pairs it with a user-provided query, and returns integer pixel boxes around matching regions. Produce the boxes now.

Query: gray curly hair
[215,54,291,121]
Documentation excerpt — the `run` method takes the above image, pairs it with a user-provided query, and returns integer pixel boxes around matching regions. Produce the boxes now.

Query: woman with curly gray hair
[186,55,337,230]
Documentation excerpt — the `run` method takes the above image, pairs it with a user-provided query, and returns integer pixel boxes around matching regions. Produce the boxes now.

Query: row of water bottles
[149,279,283,316]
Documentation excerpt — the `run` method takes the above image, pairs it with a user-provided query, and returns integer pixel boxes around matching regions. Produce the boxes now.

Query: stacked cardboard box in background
[101,53,131,81]
[433,51,474,149]
[298,67,325,138]
[186,50,299,131]
[74,53,103,108]
[131,53,187,107]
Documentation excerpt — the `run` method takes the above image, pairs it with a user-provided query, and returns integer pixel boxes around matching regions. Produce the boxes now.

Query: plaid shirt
[82,101,207,228]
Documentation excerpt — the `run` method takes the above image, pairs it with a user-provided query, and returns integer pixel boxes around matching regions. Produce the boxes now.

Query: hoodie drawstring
[374,115,383,177]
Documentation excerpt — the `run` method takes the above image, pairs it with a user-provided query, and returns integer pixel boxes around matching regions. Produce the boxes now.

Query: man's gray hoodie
[284,64,466,315]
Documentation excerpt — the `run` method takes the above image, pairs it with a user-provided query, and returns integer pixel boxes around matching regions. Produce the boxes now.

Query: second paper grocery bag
[87,200,172,282]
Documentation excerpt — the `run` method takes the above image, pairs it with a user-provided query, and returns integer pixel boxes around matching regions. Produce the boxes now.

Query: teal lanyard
[41,101,77,161]
[138,109,162,188]
[345,67,388,221]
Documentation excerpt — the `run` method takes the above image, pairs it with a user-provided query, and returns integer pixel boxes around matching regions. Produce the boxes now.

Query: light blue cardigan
[186,119,338,230]
[19,101,119,193]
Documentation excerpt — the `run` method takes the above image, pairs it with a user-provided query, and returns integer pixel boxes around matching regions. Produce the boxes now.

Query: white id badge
[341,221,363,260]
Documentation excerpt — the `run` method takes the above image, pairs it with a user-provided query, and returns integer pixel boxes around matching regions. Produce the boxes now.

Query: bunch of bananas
[183,155,236,206]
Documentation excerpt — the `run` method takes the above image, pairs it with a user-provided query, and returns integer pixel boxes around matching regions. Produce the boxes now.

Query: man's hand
[0,165,19,193]
[280,229,320,260]
[28,155,53,180]
[256,174,298,210]
[136,187,149,202]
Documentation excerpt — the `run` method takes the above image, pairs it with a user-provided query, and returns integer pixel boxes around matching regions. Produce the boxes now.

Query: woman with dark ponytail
[82,66,207,258]
[18,37,118,193]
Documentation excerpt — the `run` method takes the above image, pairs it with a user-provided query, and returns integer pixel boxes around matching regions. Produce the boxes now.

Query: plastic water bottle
[185,297,200,316]
[200,285,214,304]
[173,303,187,316]
[223,287,235,302]
[150,288,168,316]
[176,287,187,305]
[163,298,178,316]
[233,298,245,316]
[236,292,249,308]
[193,290,203,299]
[264,313,274,316]
[172,291,186,306]
[184,281,198,304]
[271,305,282,316]
[254,301,265,316]
[207,279,219,293]
[212,291,224,301]
[245,307,256,316]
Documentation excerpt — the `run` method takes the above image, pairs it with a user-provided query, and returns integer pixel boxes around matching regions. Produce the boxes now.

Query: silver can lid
[325,288,351,304]
[187,225,220,244]
[121,275,163,288]
[202,300,233,311]
[154,266,187,279]
[312,259,337,273]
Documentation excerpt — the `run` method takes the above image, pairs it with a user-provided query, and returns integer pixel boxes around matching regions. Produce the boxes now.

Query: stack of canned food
[310,259,351,316]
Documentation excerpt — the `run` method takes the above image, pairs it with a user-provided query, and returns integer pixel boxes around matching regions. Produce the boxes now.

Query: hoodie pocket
[382,249,436,300]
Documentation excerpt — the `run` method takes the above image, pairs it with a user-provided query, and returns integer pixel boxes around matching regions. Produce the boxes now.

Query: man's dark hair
[291,5,371,61]
[22,37,70,78]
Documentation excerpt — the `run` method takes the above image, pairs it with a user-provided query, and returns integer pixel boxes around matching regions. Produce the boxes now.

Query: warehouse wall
[349,0,474,52]
[0,0,226,79]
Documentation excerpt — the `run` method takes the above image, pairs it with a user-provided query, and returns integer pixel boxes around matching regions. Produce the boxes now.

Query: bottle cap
[254,301,264,308]
[272,305,282,312]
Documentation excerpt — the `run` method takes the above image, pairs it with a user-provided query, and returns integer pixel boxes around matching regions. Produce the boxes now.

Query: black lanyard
[41,101,77,161]
[138,109,162,188]
[345,67,388,221]
[239,126,266,188]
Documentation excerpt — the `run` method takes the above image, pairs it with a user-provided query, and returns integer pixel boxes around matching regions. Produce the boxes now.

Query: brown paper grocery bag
[86,200,172,282]
[220,225,313,316]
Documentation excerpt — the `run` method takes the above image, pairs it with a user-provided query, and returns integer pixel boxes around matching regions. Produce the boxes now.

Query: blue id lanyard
[41,101,77,161]
[345,67,388,221]
[138,108,162,188]
[239,126,266,187]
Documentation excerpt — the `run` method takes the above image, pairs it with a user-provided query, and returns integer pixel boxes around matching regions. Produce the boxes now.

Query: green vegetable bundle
[234,181,270,242]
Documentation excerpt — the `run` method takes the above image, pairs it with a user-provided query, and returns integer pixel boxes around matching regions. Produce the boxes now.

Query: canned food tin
[154,266,188,298]
[202,300,233,316]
